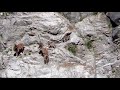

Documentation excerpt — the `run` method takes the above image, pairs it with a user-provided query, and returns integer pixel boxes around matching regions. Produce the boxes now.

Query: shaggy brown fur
[38,42,49,64]
[13,43,25,56]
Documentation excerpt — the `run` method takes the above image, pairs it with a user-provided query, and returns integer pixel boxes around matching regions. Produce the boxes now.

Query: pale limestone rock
[0,12,120,78]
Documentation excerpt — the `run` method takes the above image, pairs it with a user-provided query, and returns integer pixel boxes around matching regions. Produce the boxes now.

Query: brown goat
[13,43,25,56]
[38,42,49,64]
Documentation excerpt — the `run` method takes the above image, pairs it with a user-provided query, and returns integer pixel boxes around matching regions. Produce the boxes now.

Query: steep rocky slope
[0,12,120,78]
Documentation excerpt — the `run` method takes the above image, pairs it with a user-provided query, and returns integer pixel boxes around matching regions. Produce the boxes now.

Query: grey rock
[106,12,120,26]
[13,20,32,26]
[0,42,4,52]
[75,12,119,77]
[61,12,94,23]
[70,32,80,45]
[21,34,38,46]
[0,12,120,78]
[112,26,120,44]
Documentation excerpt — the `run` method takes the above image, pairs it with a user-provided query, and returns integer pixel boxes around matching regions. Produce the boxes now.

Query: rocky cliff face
[0,12,120,78]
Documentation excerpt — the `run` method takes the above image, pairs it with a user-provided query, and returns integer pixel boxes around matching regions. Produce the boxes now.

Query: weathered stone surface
[61,12,95,23]
[0,12,120,78]
[106,12,120,26]
[112,26,120,44]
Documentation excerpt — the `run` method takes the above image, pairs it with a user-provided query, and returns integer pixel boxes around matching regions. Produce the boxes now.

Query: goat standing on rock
[38,42,49,64]
[13,43,25,56]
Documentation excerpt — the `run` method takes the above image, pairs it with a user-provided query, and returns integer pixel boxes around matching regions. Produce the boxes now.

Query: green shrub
[85,39,93,49]
[67,44,77,55]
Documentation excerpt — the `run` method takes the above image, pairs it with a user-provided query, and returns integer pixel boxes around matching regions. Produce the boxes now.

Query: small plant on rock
[67,43,77,55]
[85,39,94,49]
